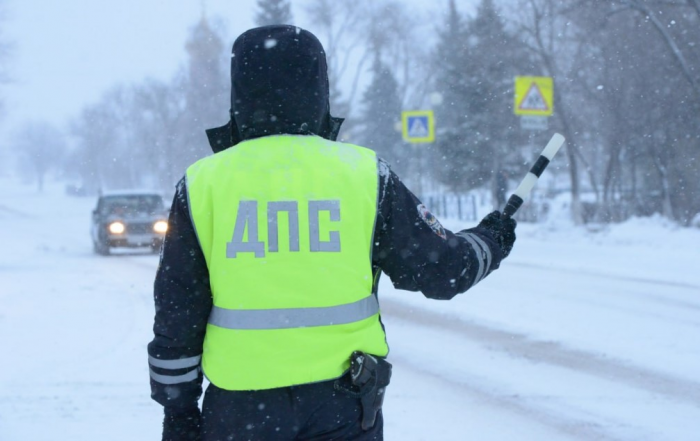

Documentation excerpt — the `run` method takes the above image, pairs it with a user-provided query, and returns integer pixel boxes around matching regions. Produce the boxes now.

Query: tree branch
[689,0,700,16]
[619,0,700,97]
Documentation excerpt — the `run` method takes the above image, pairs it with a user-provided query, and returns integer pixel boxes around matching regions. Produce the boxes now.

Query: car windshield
[99,195,164,217]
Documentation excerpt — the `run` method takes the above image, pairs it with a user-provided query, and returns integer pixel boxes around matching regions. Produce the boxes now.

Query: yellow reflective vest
[186,135,389,391]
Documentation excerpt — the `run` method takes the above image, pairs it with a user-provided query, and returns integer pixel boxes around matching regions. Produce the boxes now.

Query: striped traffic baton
[502,133,566,219]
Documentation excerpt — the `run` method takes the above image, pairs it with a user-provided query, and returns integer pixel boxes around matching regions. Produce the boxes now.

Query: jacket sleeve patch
[417,204,446,239]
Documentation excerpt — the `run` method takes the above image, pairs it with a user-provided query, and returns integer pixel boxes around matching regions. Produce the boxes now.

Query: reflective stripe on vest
[186,135,389,391]
[209,294,379,330]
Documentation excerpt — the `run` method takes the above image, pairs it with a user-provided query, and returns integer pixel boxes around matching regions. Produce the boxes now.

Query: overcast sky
[1,0,463,140]
[2,0,260,130]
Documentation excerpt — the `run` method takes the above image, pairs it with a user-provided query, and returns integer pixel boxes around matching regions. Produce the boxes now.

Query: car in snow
[91,191,169,255]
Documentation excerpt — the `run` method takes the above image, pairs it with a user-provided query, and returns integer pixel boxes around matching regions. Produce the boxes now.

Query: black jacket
[148,25,504,411]
[148,154,504,410]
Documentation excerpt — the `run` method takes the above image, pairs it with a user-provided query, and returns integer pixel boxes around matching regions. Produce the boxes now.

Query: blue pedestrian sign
[402,110,435,143]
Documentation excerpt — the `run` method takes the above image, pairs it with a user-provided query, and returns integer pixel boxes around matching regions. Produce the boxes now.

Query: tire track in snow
[509,261,700,311]
[381,298,700,407]
[390,353,626,441]
[89,252,159,305]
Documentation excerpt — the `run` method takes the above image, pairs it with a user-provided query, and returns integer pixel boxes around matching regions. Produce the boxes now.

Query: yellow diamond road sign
[402,110,435,143]
[514,76,553,116]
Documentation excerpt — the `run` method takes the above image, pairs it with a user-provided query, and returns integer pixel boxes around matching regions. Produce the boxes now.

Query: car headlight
[153,220,168,234]
[108,221,125,234]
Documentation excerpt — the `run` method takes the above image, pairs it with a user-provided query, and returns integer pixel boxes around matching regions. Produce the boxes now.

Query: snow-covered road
[1,180,699,440]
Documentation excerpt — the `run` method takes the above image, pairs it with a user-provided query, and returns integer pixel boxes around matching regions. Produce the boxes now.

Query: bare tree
[178,16,228,170]
[68,15,229,196]
[255,0,294,26]
[132,78,186,192]
[514,0,589,224]
[615,0,700,98]
[360,1,428,108]
[690,0,700,16]
[302,0,374,134]
[564,0,700,223]
[13,121,66,192]
[70,86,139,193]
[302,0,431,153]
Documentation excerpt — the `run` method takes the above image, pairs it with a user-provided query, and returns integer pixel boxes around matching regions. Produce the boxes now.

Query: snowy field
[1,177,699,441]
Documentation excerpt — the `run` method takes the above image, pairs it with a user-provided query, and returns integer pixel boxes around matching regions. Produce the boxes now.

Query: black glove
[162,406,201,441]
[477,211,517,258]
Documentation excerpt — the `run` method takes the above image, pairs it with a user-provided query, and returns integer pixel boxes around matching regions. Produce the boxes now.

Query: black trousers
[201,377,383,441]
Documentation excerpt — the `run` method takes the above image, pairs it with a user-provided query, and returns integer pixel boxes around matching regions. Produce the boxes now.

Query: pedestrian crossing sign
[402,110,435,143]
[514,76,553,116]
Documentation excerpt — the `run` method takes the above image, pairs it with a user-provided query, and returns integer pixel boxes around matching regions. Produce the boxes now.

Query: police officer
[148,25,516,441]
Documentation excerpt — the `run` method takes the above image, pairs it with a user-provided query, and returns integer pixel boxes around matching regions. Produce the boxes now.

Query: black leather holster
[335,351,392,430]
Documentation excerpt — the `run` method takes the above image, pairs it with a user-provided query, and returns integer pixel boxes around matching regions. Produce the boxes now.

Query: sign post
[401,110,435,196]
